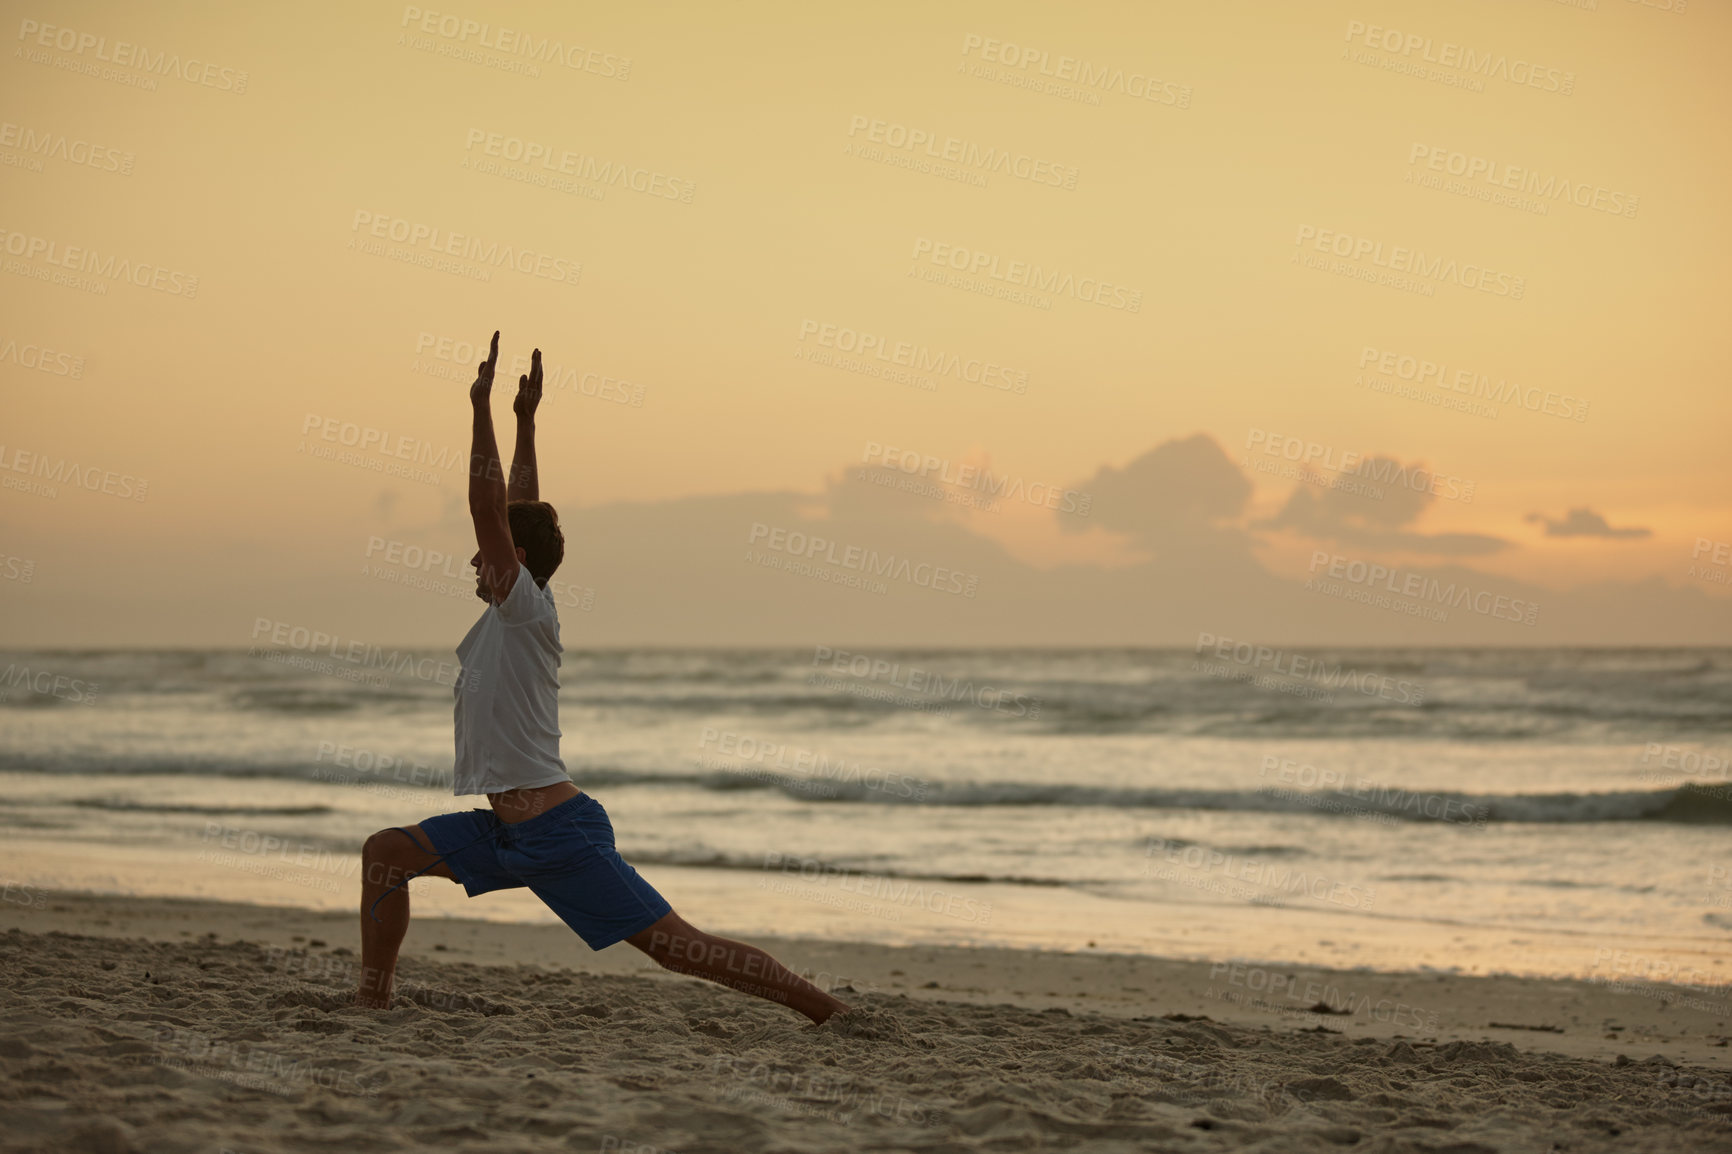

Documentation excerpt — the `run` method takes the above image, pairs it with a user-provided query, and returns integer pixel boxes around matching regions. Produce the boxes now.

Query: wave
[9,750,1732,825]
[68,800,335,817]
[624,847,1075,888]
[622,771,1732,825]
[884,781,1732,825]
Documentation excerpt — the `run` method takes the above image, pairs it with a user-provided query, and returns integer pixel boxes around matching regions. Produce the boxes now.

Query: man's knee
[362,830,399,863]
[361,828,431,887]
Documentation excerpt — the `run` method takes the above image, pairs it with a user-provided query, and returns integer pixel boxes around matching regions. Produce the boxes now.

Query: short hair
[507,500,564,586]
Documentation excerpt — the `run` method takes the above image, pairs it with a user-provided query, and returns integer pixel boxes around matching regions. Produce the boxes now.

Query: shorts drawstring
[366,822,499,924]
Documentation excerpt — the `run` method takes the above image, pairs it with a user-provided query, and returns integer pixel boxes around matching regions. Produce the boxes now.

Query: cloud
[1257,455,1508,556]
[1525,507,1652,539]
[1057,434,1252,547]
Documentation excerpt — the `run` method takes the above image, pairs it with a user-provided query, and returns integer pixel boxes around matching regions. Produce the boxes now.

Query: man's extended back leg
[627,911,850,1025]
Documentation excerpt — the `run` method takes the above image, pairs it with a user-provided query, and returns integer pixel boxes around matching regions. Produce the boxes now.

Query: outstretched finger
[530,348,542,389]
[486,330,500,374]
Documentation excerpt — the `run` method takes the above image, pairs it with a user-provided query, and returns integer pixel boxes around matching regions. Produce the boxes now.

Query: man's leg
[627,911,851,1025]
[354,824,456,1008]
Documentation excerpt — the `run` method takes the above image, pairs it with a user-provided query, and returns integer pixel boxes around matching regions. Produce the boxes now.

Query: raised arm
[469,331,520,603]
[508,348,542,503]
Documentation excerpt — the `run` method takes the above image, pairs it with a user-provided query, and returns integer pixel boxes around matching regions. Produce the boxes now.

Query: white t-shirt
[452,562,572,795]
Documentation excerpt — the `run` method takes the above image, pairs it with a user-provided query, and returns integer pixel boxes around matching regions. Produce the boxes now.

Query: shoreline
[7,787,1729,990]
[5,888,1727,1068]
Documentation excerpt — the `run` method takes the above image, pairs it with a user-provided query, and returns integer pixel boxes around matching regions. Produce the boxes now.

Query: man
[352,331,850,1026]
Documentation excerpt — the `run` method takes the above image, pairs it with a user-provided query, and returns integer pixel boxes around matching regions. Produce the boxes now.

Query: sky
[1,0,1728,646]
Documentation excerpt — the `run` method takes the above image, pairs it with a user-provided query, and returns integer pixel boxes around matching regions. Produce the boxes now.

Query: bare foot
[814,1005,915,1044]
[809,999,851,1026]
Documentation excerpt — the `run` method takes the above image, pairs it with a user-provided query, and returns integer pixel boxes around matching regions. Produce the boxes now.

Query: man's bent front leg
[628,912,851,1025]
[354,825,455,1008]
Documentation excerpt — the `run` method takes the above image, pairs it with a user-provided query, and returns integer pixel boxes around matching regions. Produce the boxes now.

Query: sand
[3,892,1731,1153]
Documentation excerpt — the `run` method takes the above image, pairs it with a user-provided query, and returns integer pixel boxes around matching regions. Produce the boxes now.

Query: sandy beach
[3,891,1729,1153]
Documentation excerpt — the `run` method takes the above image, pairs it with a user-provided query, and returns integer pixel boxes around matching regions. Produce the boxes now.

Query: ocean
[2,646,1729,986]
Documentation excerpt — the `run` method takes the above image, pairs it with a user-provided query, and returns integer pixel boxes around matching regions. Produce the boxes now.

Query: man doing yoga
[351,331,850,1025]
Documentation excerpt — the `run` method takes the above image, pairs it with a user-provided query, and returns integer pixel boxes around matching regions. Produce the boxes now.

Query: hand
[469,331,500,407]
[513,348,542,420]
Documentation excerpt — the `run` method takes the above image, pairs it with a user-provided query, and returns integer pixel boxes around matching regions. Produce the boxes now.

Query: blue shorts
[417,793,672,951]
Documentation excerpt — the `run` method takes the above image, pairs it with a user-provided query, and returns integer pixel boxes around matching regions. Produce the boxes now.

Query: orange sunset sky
[2,0,1728,646]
